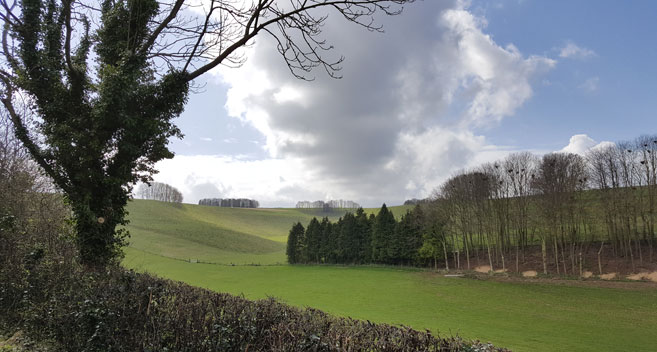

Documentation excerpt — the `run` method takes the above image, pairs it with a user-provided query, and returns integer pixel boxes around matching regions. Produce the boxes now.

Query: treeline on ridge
[288,133,657,275]
[136,182,183,203]
[296,199,360,210]
[199,198,260,208]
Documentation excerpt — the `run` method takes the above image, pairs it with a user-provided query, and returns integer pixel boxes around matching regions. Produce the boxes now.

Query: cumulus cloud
[579,76,600,92]
[559,41,596,60]
[152,155,314,206]
[161,1,556,206]
[560,134,614,155]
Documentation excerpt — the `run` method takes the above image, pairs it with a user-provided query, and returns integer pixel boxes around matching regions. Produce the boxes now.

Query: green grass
[124,199,657,351]
[124,248,657,352]
[124,200,404,264]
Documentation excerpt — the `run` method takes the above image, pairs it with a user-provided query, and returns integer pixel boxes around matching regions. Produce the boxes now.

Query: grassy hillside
[124,249,657,352]
[125,200,410,264]
[124,200,657,351]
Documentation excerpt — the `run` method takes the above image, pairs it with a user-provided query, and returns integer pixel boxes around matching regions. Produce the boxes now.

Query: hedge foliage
[1,257,508,352]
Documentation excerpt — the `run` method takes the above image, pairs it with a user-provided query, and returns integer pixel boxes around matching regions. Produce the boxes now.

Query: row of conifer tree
[287,133,657,273]
[286,205,441,266]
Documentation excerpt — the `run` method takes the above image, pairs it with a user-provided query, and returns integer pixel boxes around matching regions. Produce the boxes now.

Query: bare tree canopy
[137,181,183,203]
[0,0,415,266]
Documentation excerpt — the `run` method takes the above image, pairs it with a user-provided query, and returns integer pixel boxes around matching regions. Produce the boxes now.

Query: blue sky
[475,0,657,148]
[153,0,657,207]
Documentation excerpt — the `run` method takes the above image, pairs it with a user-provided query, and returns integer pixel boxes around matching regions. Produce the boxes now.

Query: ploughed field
[124,200,657,352]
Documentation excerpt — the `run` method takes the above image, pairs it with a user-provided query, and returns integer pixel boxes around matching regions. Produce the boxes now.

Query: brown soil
[600,272,617,280]
[522,270,537,277]
[626,271,657,282]
[648,272,657,282]
[474,265,491,273]
[422,269,657,290]
[581,271,593,278]
[446,243,657,278]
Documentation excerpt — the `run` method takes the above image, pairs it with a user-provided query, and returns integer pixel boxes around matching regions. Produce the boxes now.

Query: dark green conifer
[286,222,305,264]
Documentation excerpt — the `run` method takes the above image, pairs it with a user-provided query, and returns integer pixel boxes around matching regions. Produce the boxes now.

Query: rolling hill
[123,199,657,352]
[125,200,411,264]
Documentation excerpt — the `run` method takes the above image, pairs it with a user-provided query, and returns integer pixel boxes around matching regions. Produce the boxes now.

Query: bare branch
[139,0,185,55]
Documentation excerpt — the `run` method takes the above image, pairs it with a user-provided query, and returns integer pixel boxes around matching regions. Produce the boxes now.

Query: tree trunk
[72,197,128,268]
[465,236,471,270]
[628,237,635,273]
[554,237,560,275]
[487,242,493,272]
[442,241,449,271]
[598,241,604,275]
[516,246,520,273]
[541,239,548,275]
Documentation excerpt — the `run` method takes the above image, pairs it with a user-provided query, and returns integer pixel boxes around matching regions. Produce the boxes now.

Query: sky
[150,0,657,207]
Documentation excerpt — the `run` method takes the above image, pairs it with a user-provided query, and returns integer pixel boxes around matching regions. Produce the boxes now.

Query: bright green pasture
[124,200,410,264]
[124,248,657,352]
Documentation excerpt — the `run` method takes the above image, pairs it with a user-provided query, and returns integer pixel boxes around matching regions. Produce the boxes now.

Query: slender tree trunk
[465,236,471,270]
[516,246,520,273]
[571,243,576,274]
[443,241,449,271]
[628,237,636,272]
[456,248,460,269]
[561,241,568,275]
[487,242,493,272]
[541,239,548,275]
[598,241,604,275]
[554,237,560,275]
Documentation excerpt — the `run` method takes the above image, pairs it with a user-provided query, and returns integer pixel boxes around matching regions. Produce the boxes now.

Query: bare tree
[533,153,588,275]
[0,0,415,266]
[137,182,183,203]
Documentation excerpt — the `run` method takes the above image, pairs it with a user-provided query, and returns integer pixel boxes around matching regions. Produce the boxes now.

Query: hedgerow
[1,256,507,351]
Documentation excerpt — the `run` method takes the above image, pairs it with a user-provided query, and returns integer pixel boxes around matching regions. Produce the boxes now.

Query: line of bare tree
[296,200,361,210]
[136,182,183,203]
[199,198,259,208]
[435,134,656,275]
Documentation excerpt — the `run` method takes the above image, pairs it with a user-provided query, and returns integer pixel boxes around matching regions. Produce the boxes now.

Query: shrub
[2,259,507,352]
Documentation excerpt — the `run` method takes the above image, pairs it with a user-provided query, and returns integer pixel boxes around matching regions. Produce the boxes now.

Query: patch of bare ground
[581,271,593,278]
[600,272,616,280]
[432,271,657,290]
[522,270,537,277]
[438,243,657,283]
[474,265,491,273]
[626,271,657,282]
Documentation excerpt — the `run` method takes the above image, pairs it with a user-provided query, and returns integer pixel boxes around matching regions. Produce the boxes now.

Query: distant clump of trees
[199,198,260,208]
[296,199,361,210]
[136,182,183,203]
[404,198,430,206]
[288,134,657,275]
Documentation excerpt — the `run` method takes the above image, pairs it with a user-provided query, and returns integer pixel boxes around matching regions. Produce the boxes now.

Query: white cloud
[152,155,318,206]
[200,137,213,142]
[559,41,596,60]
[163,1,556,206]
[579,76,600,92]
[560,134,613,155]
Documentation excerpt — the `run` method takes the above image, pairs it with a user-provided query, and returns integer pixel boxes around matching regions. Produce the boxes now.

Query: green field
[125,200,411,264]
[124,200,657,352]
